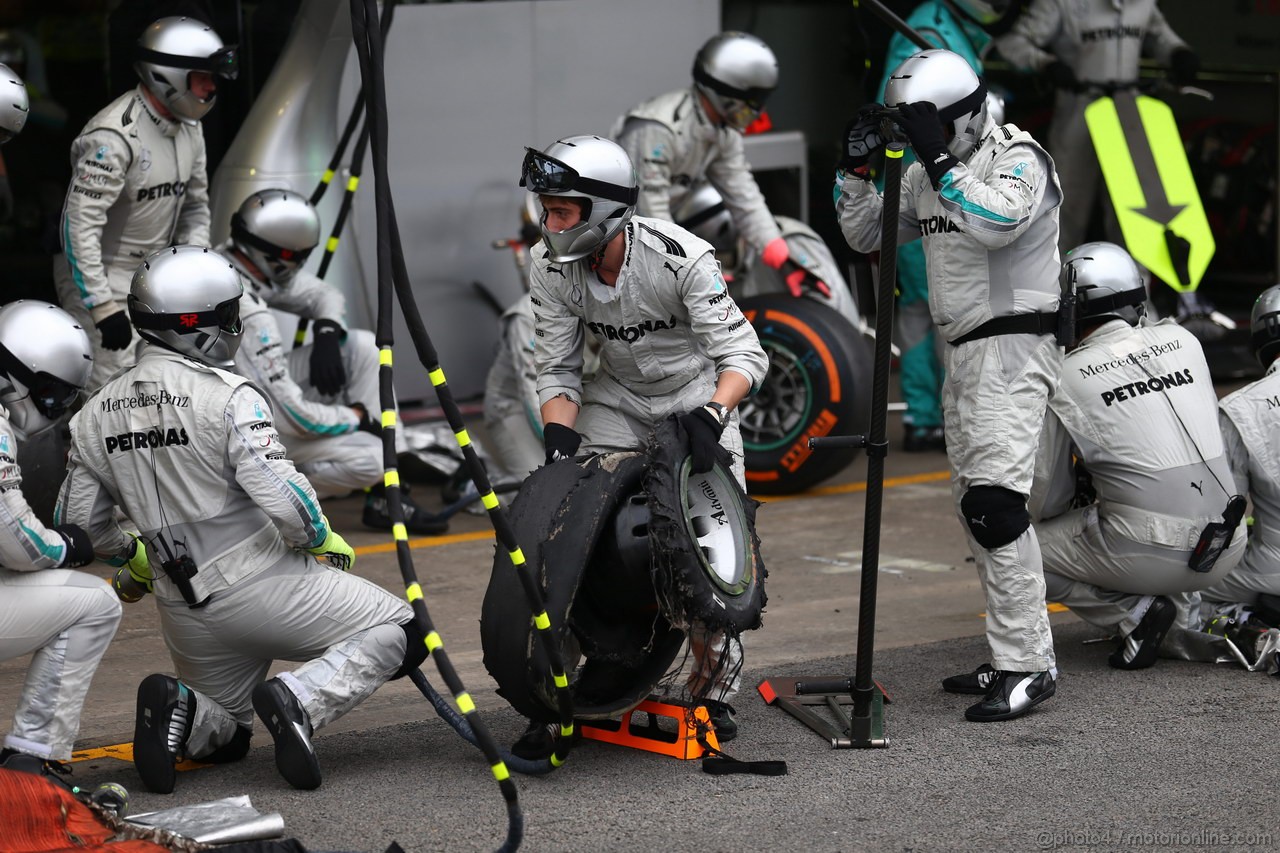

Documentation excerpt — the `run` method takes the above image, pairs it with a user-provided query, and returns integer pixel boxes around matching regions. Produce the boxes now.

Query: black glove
[1170,48,1199,86]
[680,406,725,475]
[309,319,347,397]
[838,105,888,172]
[895,101,958,189]
[542,422,582,466]
[1046,60,1078,91]
[55,523,94,568]
[96,310,132,351]
[1070,459,1097,510]
[352,403,382,436]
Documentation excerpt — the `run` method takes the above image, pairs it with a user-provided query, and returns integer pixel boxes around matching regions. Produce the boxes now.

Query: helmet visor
[136,44,239,80]
[230,213,314,281]
[520,148,638,205]
[132,295,242,337]
[719,97,764,131]
[0,344,80,418]
[27,373,80,418]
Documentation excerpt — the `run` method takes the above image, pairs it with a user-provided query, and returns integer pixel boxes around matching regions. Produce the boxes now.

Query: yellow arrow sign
[1085,92,1215,291]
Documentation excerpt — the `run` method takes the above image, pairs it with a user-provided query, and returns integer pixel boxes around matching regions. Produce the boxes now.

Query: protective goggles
[136,45,239,80]
[519,149,638,205]
[0,343,81,418]
[131,296,242,337]
[230,214,315,270]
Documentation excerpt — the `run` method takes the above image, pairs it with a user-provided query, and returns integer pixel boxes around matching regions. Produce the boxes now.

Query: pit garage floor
[3,404,1276,852]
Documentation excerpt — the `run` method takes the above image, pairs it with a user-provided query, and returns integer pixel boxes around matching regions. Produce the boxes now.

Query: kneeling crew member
[57,246,426,793]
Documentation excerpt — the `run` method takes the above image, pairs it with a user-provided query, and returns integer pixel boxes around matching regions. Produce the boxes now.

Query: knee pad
[960,486,1031,550]
[392,618,430,680]
[200,725,252,764]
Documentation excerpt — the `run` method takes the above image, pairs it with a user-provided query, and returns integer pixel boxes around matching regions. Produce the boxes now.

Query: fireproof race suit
[531,215,768,701]
[532,215,768,485]
[881,1,990,435]
[54,86,211,390]
[837,115,1064,674]
[613,89,783,253]
[57,346,411,759]
[994,0,1189,253]
[221,245,386,499]
[0,408,121,761]
[1199,362,1280,607]
[1030,319,1244,642]
[483,294,544,482]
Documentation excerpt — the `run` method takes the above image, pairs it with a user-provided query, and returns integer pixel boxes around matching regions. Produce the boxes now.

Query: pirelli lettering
[1101,369,1194,407]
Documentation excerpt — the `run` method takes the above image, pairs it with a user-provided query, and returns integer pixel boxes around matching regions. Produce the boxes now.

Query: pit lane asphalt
[4,418,1276,852]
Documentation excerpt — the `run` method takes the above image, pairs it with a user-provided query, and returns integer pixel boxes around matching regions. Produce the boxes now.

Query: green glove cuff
[124,536,154,589]
[307,525,355,571]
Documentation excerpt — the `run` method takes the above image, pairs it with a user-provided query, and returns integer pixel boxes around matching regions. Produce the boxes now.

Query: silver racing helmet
[230,188,321,287]
[1061,241,1147,333]
[884,49,989,160]
[521,135,638,263]
[692,32,778,131]
[134,16,237,125]
[673,182,738,257]
[129,246,244,367]
[1249,284,1280,367]
[0,301,92,437]
[0,63,28,144]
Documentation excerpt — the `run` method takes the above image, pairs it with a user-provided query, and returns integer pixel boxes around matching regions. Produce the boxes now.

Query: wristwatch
[702,401,729,427]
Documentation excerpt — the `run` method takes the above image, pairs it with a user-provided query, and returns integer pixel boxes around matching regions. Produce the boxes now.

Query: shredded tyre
[644,416,767,634]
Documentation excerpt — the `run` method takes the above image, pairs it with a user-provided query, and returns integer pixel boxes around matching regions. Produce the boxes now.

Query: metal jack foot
[757,676,891,749]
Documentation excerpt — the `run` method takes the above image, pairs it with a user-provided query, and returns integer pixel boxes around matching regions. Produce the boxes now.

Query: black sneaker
[964,670,1055,722]
[0,748,71,778]
[704,700,738,743]
[903,425,946,453]
[510,720,557,761]
[1109,595,1176,670]
[252,678,321,790]
[941,663,999,695]
[363,487,449,535]
[133,673,194,794]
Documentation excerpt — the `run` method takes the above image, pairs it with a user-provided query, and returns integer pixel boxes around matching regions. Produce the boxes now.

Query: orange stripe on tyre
[762,309,840,402]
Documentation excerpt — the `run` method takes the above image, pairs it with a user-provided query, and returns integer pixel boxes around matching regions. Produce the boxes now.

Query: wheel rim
[738,341,814,451]
[679,461,753,596]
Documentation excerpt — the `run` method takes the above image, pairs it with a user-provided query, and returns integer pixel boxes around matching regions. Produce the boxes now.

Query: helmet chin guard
[521,136,637,263]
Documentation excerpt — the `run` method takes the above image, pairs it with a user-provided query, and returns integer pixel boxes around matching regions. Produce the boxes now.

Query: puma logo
[969,516,987,528]
[662,261,680,280]
[1191,481,1203,496]
[547,265,566,278]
